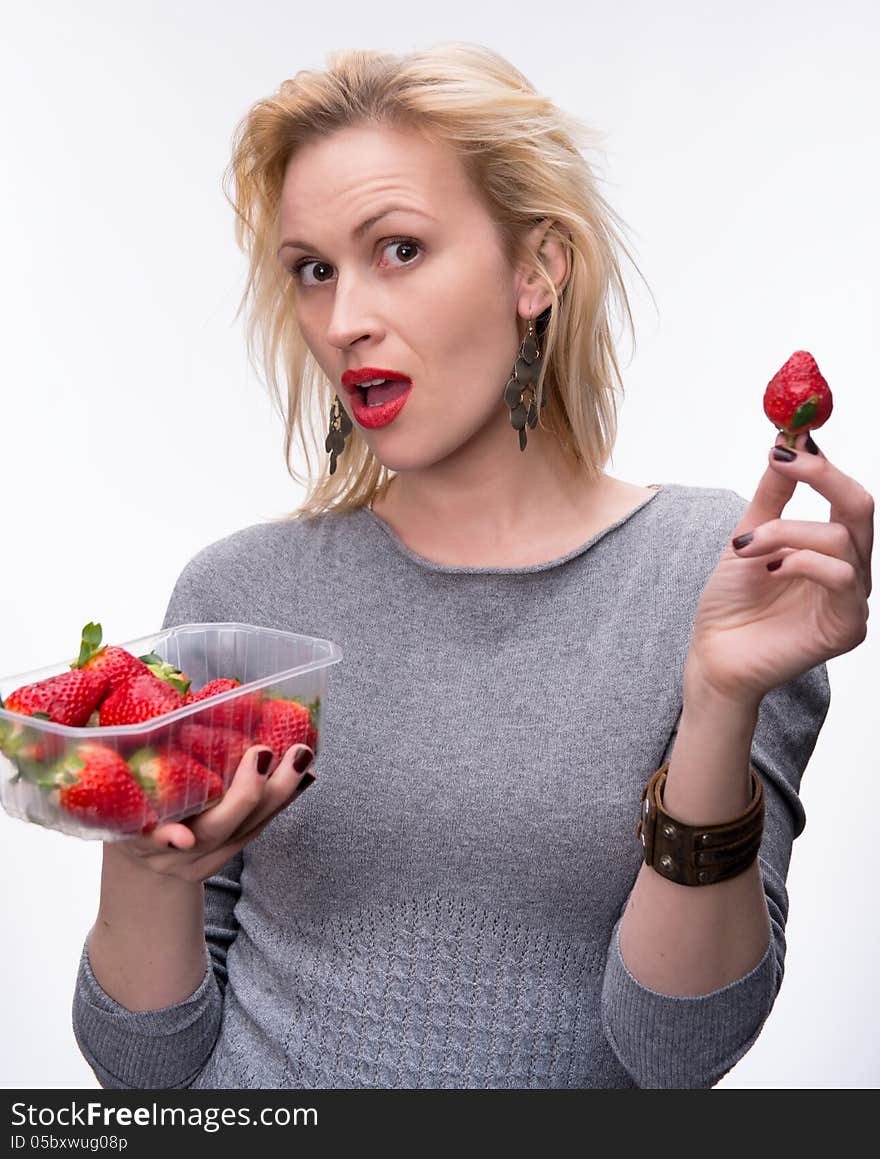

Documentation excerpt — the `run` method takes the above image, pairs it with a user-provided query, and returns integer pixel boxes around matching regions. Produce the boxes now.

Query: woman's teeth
[361,379,389,407]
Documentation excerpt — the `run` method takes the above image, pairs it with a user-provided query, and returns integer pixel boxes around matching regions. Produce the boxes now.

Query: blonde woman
[72,43,872,1089]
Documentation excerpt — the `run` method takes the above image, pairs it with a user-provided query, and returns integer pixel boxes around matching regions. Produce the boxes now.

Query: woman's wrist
[662,675,762,824]
[101,840,203,895]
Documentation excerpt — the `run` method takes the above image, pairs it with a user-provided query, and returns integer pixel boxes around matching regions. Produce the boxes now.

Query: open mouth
[358,379,411,408]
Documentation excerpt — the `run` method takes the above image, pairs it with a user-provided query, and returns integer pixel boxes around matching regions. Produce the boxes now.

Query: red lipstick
[340,367,414,430]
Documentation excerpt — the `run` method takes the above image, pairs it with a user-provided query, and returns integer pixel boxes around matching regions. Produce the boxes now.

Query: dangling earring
[325,394,353,475]
[504,313,546,452]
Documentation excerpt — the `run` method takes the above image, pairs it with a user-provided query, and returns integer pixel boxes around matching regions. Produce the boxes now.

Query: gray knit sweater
[71,483,830,1088]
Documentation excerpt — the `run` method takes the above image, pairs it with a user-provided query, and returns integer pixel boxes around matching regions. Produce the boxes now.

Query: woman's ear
[515,218,572,318]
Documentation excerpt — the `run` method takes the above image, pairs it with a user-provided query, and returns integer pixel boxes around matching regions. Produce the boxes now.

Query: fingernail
[293,747,314,773]
[767,560,783,572]
[732,531,754,549]
[296,771,316,792]
[772,447,797,462]
[256,749,274,775]
[167,842,176,849]
[805,434,820,455]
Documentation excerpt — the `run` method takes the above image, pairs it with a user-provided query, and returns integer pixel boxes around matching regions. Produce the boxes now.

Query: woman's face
[277,123,526,472]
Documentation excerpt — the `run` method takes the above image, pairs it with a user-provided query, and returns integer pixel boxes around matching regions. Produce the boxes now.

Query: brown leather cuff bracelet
[636,761,765,886]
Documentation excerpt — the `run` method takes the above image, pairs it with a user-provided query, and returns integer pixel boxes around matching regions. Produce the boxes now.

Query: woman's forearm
[617,682,772,996]
[87,844,209,1013]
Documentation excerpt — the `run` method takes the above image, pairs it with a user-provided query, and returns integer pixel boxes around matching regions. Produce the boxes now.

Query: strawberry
[254,693,320,774]
[41,741,158,834]
[70,622,152,696]
[764,351,833,449]
[2,669,109,727]
[71,622,191,698]
[175,722,252,783]
[139,653,191,696]
[0,711,66,772]
[98,671,186,727]
[183,678,263,730]
[128,746,224,815]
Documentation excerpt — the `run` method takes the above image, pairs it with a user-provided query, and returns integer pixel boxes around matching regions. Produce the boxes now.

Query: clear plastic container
[0,622,342,841]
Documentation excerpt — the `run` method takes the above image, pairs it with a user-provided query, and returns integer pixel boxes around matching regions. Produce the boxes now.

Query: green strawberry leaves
[139,653,191,696]
[789,395,819,431]
[72,621,106,670]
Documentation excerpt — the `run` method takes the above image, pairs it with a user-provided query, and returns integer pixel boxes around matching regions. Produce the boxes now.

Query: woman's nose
[325,275,378,351]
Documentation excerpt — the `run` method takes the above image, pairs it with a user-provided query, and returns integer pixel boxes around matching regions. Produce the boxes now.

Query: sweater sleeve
[71,853,244,1089]
[600,658,831,1088]
[70,554,244,1089]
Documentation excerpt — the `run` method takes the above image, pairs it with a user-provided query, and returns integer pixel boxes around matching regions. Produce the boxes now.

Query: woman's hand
[683,430,874,708]
[105,742,315,885]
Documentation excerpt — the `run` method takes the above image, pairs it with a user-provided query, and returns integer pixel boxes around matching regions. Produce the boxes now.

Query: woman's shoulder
[652,481,749,518]
[639,482,750,549]
[181,509,358,571]
[162,510,360,628]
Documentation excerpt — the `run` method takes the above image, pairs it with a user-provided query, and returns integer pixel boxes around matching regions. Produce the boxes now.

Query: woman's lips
[341,367,412,394]
[348,381,414,429]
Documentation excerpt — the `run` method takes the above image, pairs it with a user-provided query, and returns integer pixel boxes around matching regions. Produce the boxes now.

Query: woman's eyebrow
[277,206,437,256]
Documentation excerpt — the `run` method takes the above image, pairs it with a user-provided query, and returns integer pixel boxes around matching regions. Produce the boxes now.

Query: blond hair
[223,42,642,520]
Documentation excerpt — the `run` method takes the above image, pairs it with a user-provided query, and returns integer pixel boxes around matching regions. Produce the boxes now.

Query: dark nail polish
[296,771,316,792]
[767,560,783,572]
[772,447,797,462]
[257,749,274,775]
[293,747,314,773]
[732,531,754,549]
[805,434,820,455]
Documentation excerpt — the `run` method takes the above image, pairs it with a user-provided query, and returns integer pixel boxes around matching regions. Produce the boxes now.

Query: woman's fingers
[731,517,863,577]
[219,744,315,849]
[767,431,875,594]
[112,742,315,873]
[106,743,315,886]
[179,745,315,880]
[176,744,280,848]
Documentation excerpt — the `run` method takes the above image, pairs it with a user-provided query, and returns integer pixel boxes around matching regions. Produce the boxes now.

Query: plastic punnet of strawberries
[0,622,320,839]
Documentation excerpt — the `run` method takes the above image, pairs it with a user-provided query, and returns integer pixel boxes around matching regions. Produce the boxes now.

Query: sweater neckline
[359,484,666,575]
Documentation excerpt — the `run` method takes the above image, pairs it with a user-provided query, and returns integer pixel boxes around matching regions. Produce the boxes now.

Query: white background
[1,0,877,1089]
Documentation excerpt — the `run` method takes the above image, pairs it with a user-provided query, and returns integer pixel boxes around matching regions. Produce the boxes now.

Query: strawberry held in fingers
[98,671,186,727]
[128,746,224,815]
[44,741,157,833]
[764,350,833,449]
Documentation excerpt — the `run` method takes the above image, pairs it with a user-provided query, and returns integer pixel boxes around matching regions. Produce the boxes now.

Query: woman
[72,43,872,1089]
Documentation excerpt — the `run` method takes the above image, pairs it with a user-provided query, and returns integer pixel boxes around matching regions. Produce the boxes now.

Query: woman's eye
[379,239,422,268]
[292,260,334,286]
[292,238,422,287]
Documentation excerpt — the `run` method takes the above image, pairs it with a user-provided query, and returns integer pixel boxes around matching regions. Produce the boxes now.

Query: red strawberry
[44,741,157,834]
[139,653,191,696]
[183,678,263,730]
[128,746,224,815]
[764,351,833,449]
[0,713,66,771]
[98,671,186,727]
[70,622,152,696]
[254,694,320,774]
[2,669,109,727]
[70,622,191,697]
[175,722,252,783]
